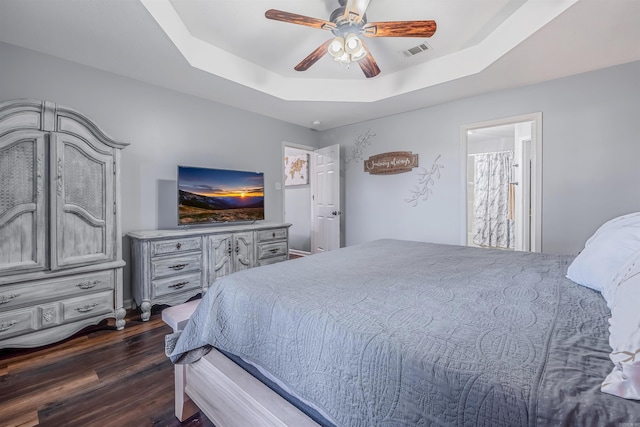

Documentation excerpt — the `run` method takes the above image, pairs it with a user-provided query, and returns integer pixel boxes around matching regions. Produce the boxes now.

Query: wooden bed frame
[163,301,320,426]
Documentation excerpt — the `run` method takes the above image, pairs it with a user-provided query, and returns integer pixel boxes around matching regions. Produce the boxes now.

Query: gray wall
[0,42,319,304]
[318,61,640,255]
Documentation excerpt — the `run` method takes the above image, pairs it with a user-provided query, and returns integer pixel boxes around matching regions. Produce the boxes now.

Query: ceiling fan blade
[295,39,333,72]
[363,20,437,37]
[357,40,380,78]
[343,0,371,23]
[265,9,336,30]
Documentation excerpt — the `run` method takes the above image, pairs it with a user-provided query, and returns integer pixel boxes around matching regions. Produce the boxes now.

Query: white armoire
[0,99,128,348]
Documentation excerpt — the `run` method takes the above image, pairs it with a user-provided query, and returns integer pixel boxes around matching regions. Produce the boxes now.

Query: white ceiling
[0,0,638,130]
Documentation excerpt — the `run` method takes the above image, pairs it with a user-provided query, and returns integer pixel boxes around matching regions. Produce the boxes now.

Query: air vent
[403,42,432,58]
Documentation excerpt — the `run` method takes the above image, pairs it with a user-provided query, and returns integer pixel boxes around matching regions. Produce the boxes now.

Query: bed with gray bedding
[167,239,640,426]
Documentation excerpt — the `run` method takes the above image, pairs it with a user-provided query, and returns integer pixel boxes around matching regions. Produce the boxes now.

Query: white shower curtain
[472,151,515,249]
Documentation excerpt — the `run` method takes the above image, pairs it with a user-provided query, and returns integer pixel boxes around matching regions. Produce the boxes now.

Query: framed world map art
[285,153,309,186]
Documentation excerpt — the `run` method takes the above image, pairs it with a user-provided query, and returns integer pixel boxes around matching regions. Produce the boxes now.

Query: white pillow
[587,212,640,245]
[601,272,640,400]
[566,212,640,294]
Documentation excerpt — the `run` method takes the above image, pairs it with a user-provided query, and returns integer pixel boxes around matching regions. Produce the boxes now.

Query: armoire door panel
[50,133,114,269]
[0,131,47,275]
[59,213,107,265]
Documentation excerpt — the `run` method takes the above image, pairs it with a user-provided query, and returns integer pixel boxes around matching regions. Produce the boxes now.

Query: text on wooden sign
[364,151,419,175]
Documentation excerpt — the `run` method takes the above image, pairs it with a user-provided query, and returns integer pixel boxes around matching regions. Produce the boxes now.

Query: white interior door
[311,144,340,253]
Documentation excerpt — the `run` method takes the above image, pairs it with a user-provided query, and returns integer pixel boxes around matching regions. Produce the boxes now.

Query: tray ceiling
[0,0,638,129]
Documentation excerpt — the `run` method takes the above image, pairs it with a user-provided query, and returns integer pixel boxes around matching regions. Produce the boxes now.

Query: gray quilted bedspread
[168,239,640,426]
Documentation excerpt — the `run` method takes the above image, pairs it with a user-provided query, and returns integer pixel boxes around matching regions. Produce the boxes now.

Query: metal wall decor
[345,129,376,170]
[405,154,444,206]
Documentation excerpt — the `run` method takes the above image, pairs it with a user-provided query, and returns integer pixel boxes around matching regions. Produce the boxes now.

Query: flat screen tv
[177,166,265,225]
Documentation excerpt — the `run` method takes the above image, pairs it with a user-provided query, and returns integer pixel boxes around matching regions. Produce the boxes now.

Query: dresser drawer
[151,253,202,279]
[256,228,288,243]
[256,255,288,267]
[151,237,202,256]
[62,291,114,322]
[152,272,201,298]
[257,242,288,260]
[0,271,114,311]
[0,308,35,339]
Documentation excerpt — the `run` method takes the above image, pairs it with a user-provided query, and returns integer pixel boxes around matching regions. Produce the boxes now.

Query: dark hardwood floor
[0,310,215,427]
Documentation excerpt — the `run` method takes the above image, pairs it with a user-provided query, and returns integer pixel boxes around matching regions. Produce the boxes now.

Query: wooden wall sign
[364,151,419,175]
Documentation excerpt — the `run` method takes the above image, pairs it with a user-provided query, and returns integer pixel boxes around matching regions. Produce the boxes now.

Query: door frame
[281,141,315,255]
[281,142,342,254]
[460,112,542,252]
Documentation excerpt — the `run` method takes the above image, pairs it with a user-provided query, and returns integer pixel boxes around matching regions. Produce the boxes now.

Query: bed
[167,235,640,426]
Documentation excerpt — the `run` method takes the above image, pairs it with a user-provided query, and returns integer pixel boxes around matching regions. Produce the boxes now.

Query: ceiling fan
[265,0,437,78]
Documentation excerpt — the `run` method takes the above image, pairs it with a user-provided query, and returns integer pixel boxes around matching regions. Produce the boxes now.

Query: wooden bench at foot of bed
[162,300,320,426]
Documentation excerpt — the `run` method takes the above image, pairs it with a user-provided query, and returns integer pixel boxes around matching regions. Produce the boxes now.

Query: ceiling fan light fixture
[350,46,367,62]
[328,36,345,58]
[351,49,367,62]
[328,33,366,64]
[344,33,362,54]
[332,51,350,64]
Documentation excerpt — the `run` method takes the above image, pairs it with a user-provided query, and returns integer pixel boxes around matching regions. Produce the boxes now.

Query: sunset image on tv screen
[178,166,264,225]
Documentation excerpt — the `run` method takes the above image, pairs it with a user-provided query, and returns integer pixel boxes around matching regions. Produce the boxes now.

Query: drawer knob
[42,310,55,323]
[76,280,98,290]
[269,248,279,254]
[0,293,19,304]
[169,281,189,290]
[0,320,17,332]
[176,243,182,250]
[75,303,99,313]
[169,263,188,271]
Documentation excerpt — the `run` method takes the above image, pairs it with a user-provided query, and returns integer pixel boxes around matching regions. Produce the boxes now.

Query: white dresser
[0,99,128,348]
[128,222,291,320]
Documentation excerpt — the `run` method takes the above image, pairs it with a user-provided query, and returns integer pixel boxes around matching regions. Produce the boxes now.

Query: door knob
[332,211,342,216]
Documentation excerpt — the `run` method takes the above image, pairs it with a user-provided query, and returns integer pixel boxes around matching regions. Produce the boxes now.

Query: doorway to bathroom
[461,113,542,252]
